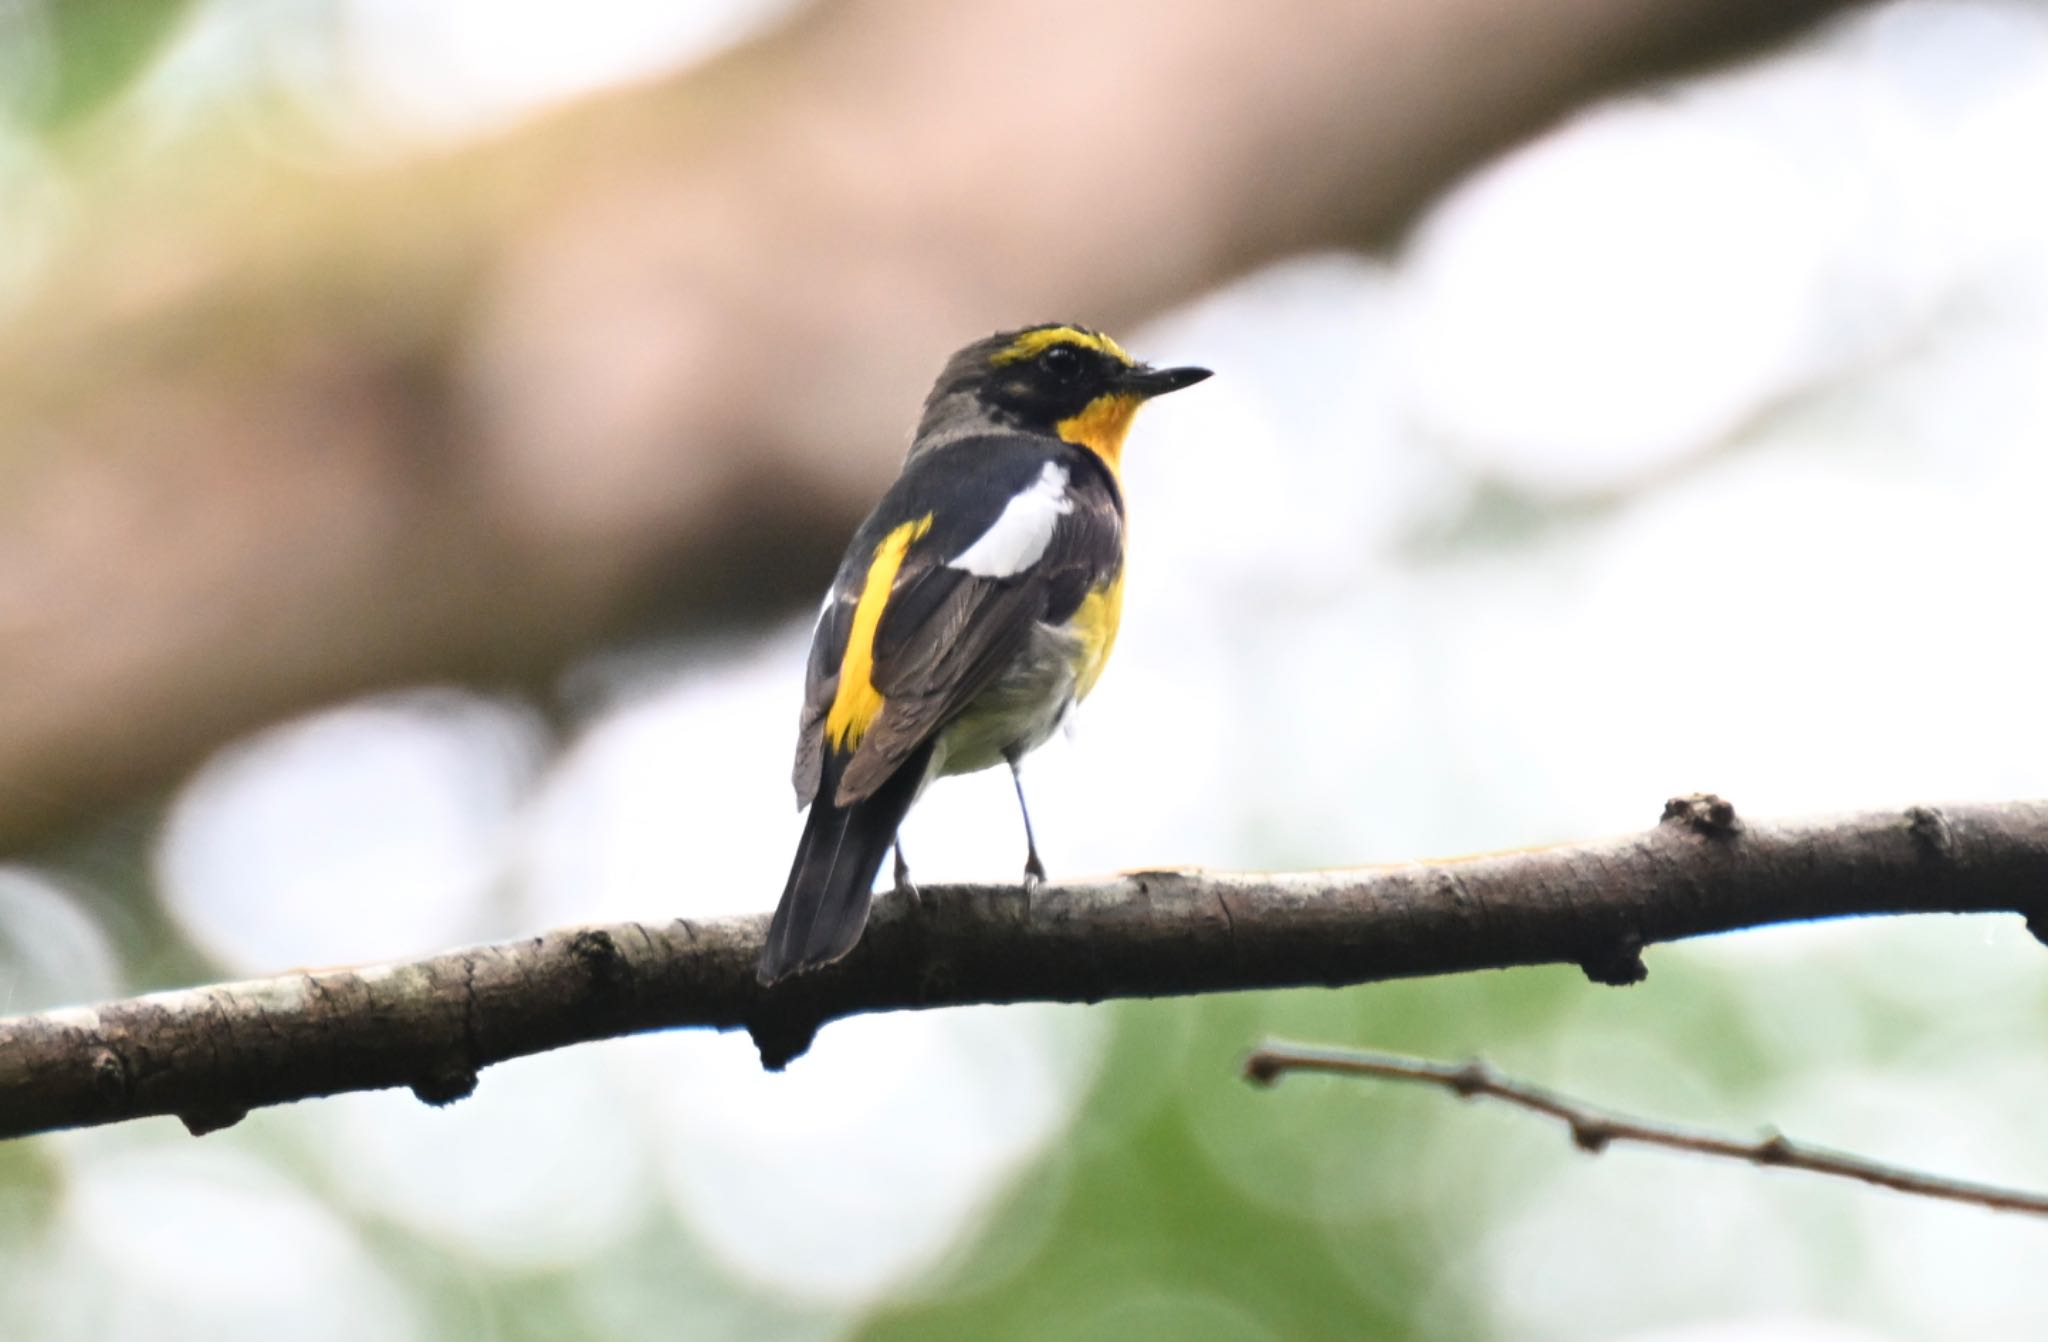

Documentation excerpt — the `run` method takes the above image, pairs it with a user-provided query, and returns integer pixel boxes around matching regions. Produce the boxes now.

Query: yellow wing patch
[991,326,1134,367]
[1055,392,1141,477]
[825,514,933,751]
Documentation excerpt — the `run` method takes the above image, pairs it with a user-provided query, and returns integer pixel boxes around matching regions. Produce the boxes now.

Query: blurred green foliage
[6,0,198,134]
[864,975,1584,1342]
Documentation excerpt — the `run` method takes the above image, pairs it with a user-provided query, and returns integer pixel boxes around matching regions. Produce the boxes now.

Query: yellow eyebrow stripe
[991,326,1133,367]
[825,513,933,751]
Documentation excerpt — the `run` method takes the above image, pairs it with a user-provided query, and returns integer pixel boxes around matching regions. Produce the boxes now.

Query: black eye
[1038,345,1083,380]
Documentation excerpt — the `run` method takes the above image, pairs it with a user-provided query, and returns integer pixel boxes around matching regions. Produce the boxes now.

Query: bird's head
[912,323,1210,467]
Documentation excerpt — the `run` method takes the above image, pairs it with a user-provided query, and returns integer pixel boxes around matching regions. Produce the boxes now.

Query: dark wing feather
[791,590,855,806]
[834,567,1041,802]
[834,451,1123,804]
[793,438,1063,804]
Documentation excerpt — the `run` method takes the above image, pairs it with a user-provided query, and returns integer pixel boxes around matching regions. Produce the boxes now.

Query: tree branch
[1241,1039,2048,1217]
[4,795,2043,1141]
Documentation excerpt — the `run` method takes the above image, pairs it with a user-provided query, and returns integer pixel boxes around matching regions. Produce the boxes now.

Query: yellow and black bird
[757,324,1210,984]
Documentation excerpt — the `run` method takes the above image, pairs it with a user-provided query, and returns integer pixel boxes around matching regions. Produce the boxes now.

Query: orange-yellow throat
[1056,390,1140,698]
[1056,392,1141,480]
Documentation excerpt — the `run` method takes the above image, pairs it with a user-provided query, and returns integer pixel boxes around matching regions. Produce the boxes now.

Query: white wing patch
[948,462,1073,577]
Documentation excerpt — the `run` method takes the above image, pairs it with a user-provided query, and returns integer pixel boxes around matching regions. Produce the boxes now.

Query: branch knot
[410,1067,479,1107]
[1450,1060,1494,1098]
[178,1103,250,1137]
[88,1046,129,1107]
[1580,932,1649,987]
[1570,1120,1613,1153]
[1661,793,1741,837]
[1904,806,1954,861]
[570,928,632,997]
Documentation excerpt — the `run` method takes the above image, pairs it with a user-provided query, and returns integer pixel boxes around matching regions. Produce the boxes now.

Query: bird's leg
[1004,750,1047,889]
[892,837,920,907]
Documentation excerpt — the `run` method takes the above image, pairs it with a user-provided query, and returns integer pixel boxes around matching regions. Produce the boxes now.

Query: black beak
[1119,363,1212,399]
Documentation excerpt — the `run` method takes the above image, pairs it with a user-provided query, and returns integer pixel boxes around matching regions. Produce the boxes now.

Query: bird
[756,323,1210,985]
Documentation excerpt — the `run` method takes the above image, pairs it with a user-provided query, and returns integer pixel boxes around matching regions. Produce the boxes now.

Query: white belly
[928,619,1083,779]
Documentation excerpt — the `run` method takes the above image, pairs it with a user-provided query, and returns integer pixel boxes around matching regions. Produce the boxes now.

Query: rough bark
[2,796,2042,1141]
[0,0,1869,849]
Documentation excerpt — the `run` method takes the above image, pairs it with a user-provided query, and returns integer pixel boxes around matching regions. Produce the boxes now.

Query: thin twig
[1242,1039,2048,1217]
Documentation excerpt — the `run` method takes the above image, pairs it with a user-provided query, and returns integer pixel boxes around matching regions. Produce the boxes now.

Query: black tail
[757,744,932,985]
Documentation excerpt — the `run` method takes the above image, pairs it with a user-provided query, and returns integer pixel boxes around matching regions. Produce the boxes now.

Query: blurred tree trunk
[0,0,1867,848]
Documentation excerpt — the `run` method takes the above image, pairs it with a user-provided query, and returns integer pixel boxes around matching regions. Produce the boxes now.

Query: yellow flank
[826,514,932,750]
[1055,392,1142,477]
[992,326,1134,367]
[1071,570,1126,701]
